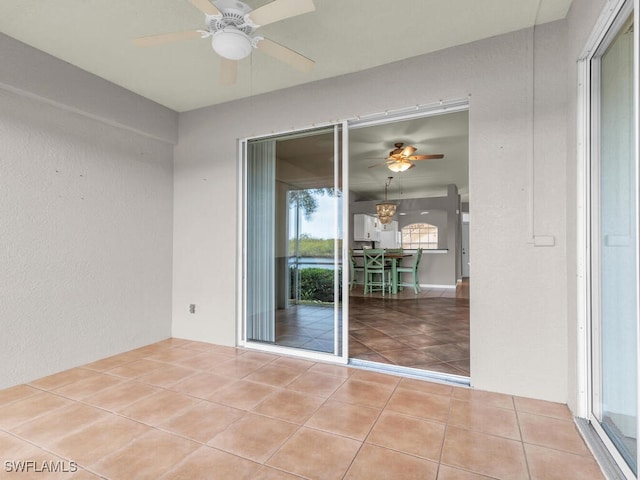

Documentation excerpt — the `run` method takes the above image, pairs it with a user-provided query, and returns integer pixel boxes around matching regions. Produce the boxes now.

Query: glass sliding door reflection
[245,127,343,356]
[591,9,638,474]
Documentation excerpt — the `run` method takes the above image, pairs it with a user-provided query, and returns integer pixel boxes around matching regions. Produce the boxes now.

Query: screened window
[401,223,438,249]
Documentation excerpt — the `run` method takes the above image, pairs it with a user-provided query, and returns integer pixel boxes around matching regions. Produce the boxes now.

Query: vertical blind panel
[246,140,276,343]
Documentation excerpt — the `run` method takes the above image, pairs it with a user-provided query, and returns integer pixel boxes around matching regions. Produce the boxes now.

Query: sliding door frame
[577,0,639,477]
[236,97,469,366]
[237,121,350,364]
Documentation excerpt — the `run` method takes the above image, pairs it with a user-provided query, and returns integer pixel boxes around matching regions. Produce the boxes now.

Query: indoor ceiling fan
[133,0,315,85]
[368,143,444,172]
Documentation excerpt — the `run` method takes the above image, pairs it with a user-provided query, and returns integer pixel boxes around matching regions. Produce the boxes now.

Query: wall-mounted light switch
[189,304,196,314]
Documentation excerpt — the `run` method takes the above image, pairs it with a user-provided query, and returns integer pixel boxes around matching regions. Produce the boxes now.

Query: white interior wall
[0,36,177,389]
[174,21,570,402]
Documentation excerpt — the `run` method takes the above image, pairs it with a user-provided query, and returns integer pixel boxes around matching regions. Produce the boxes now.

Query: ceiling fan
[368,143,444,172]
[133,0,315,85]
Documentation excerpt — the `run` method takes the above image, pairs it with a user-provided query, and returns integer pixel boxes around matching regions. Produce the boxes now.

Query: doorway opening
[239,101,470,378]
[347,108,470,378]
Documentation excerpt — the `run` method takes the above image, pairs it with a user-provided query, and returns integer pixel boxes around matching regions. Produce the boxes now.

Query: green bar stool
[364,249,392,295]
[396,248,423,294]
[349,250,364,290]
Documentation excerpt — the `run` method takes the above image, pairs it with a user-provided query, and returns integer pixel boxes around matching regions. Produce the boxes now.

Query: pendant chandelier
[376,177,397,225]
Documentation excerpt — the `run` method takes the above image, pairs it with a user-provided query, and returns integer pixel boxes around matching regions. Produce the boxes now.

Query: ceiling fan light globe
[211,28,253,60]
[388,161,412,172]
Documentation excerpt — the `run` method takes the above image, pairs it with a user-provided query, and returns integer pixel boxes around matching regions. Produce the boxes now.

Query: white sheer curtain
[246,139,276,342]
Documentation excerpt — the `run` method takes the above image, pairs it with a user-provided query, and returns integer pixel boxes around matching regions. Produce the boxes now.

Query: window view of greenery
[288,188,342,304]
[401,223,438,249]
[289,234,334,257]
[289,268,342,303]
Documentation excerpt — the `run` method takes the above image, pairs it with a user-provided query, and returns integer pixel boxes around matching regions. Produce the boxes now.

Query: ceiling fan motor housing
[211,27,253,59]
[206,2,255,60]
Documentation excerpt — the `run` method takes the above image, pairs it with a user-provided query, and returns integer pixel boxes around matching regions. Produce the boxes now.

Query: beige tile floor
[0,338,604,479]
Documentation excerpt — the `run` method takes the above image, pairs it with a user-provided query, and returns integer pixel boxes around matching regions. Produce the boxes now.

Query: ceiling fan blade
[249,0,315,27]
[256,38,314,72]
[401,145,417,156]
[189,0,221,16]
[220,58,238,85]
[368,161,393,168]
[133,30,201,47]
[409,154,445,160]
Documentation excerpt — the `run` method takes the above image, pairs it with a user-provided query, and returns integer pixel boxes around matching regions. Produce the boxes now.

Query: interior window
[401,223,438,249]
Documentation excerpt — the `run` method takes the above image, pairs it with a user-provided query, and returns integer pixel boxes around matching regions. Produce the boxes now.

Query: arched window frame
[401,223,439,250]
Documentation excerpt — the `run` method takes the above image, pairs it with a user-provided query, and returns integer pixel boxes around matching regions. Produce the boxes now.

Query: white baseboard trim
[421,284,457,289]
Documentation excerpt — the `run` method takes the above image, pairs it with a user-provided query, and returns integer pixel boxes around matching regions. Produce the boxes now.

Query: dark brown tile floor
[0,339,604,479]
[275,305,337,353]
[275,280,470,377]
[348,280,470,376]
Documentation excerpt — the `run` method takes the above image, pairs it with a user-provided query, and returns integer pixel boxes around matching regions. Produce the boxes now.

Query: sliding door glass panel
[592,9,637,474]
[245,127,343,355]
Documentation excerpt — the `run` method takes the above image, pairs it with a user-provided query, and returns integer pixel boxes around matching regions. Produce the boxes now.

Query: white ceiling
[0,0,572,112]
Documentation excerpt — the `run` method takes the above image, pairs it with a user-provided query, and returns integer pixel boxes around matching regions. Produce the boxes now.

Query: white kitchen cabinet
[380,220,397,232]
[353,214,381,241]
[379,221,399,248]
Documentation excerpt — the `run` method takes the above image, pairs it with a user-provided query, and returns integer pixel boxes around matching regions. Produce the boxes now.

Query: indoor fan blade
[249,0,315,27]
[189,0,221,16]
[256,38,314,72]
[368,160,394,168]
[409,154,445,160]
[220,58,238,85]
[401,145,417,157]
[133,30,201,47]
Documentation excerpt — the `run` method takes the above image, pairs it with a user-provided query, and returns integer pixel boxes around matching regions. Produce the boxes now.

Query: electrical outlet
[189,304,196,314]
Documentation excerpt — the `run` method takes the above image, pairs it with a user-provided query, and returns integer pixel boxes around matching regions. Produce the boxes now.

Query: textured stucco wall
[174,22,570,402]
[0,33,177,144]
[0,84,174,389]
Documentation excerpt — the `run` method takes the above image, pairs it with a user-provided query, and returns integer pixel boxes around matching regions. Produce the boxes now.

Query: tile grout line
[512,395,533,480]
[338,377,404,479]
[433,385,455,479]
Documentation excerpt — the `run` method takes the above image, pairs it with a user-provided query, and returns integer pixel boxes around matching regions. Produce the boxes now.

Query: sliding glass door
[589,1,639,476]
[241,124,347,360]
